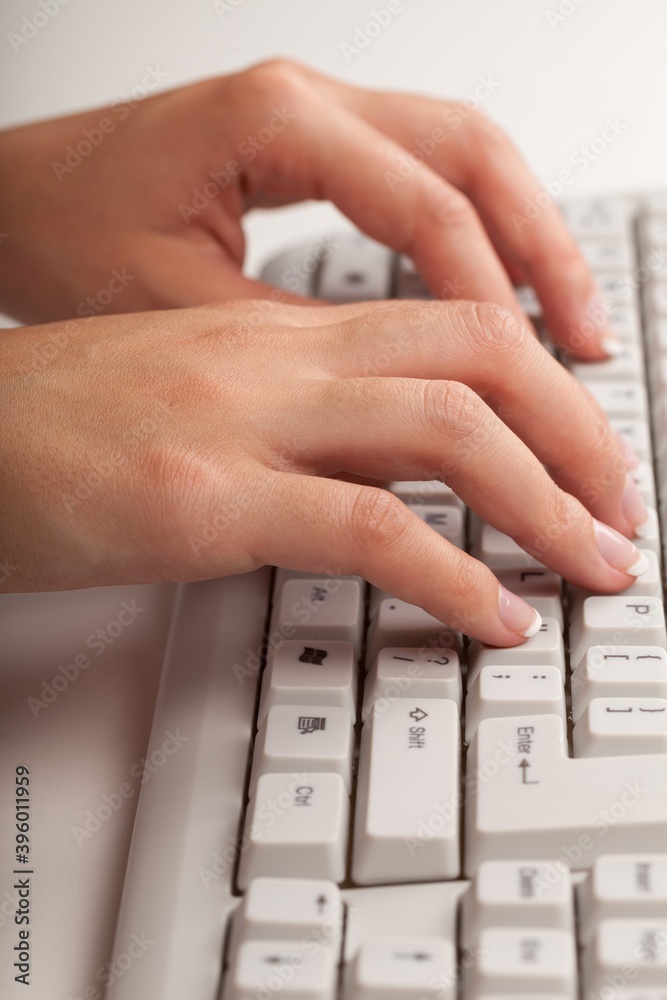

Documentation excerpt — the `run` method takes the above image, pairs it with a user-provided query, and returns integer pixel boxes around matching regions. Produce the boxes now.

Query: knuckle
[428,184,475,229]
[243,58,307,105]
[466,105,509,147]
[524,486,582,558]
[346,488,414,554]
[462,302,526,355]
[445,552,485,607]
[423,379,487,443]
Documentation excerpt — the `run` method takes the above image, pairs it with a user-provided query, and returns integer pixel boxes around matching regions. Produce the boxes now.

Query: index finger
[296,68,618,360]
[244,73,528,328]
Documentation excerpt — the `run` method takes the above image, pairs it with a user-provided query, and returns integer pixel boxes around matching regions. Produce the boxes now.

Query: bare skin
[0,61,646,643]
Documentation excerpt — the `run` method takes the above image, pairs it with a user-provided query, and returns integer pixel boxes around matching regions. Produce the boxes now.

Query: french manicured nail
[498,584,542,637]
[621,472,649,531]
[601,336,624,358]
[594,519,649,577]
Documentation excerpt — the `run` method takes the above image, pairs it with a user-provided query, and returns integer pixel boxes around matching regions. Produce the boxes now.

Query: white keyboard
[109,196,667,1000]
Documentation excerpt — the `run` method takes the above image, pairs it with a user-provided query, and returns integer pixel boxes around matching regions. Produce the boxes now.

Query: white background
[2,0,667,276]
[1,0,666,994]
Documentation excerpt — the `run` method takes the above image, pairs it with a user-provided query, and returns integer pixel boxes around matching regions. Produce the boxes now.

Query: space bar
[107,570,272,1000]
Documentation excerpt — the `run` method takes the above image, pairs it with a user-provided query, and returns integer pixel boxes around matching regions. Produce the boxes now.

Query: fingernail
[634,515,653,539]
[601,336,624,358]
[621,472,649,530]
[584,289,622,356]
[614,430,640,469]
[594,519,649,577]
[498,584,542,637]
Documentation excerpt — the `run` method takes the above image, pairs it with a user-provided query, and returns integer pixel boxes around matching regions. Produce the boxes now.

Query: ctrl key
[224,940,336,1000]
[237,772,349,888]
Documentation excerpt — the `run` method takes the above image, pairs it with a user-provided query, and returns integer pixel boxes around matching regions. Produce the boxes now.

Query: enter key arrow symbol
[519,758,539,785]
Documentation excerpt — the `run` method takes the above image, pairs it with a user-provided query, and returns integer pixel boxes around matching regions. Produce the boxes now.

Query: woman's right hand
[0,298,647,645]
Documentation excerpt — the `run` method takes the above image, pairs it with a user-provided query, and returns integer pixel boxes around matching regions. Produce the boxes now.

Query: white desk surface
[1,0,666,994]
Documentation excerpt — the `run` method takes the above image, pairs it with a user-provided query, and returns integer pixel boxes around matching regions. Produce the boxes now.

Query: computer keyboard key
[607,299,643,341]
[515,284,542,319]
[571,647,667,722]
[633,460,657,507]
[579,380,649,419]
[579,236,635,273]
[573,698,667,757]
[568,550,664,617]
[227,878,344,963]
[642,213,667,246]
[316,232,392,302]
[388,480,464,508]
[467,617,565,686]
[249,705,355,795]
[238,772,350,888]
[460,860,574,950]
[352,699,460,884]
[582,918,667,991]
[224,939,337,1000]
[465,713,667,874]
[346,936,457,999]
[361,646,461,723]
[634,507,662,558]
[570,342,644,382]
[494,569,563,628]
[365,598,459,667]
[395,255,432,299]
[259,242,323,297]
[595,272,637,304]
[577,855,667,942]
[272,577,365,657]
[463,927,577,996]
[408,503,465,548]
[609,417,653,461]
[569,597,667,671]
[562,197,634,238]
[474,522,545,570]
[465,665,565,742]
[258,640,357,725]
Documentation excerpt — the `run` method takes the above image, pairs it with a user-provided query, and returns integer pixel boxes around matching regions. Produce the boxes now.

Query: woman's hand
[0,299,646,645]
[0,60,615,358]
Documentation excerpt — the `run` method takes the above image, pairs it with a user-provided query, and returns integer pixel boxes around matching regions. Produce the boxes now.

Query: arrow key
[225,939,336,1000]
[226,877,343,965]
[346,936,456,999]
